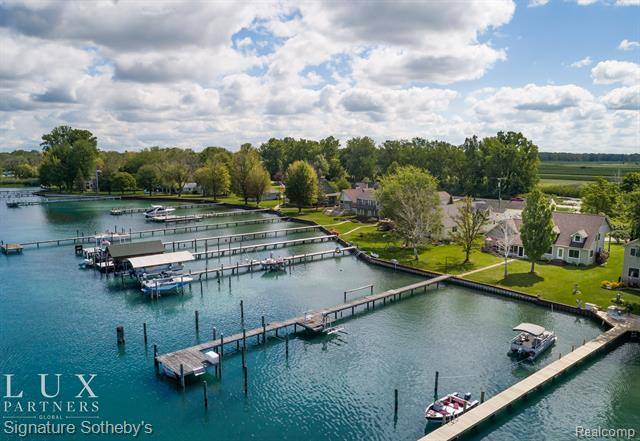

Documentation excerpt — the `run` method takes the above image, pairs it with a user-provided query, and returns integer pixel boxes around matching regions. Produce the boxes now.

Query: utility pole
[96,169,102,194]
[497,177,505,210]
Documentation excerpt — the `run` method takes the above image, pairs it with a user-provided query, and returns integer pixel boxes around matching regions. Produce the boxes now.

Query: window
[558,248,564,258]
[573,235,581,242]
[596,233,600,240]
[629,268,640,278]
[590,250,594,257]
[632,248,637,257]
[451,226,457,233]
[547,247,552,254]
[569,249,580,259]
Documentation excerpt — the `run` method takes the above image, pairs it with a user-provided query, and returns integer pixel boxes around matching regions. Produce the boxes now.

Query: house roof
[341,187,376,202]
[107,240,165,259]
[625,239,639,248]
[127,251,194,269]
[474,198,525,213]
[485,212,609,250]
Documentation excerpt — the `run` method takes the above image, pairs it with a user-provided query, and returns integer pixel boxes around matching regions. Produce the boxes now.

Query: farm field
[538,161,640,183]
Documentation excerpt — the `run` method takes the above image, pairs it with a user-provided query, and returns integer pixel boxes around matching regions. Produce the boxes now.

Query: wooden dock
[191,234,336,259]
[6,195,121,207]
[0,190,38,198]
[156,274,451,378]
[148,208,270,223]
[110,202,221,215]
[14,217,283,249]
[163,225,321,252]
[419,313,639,441]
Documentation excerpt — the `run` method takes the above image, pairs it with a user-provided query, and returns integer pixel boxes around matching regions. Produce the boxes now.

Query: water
[0,197,637,440]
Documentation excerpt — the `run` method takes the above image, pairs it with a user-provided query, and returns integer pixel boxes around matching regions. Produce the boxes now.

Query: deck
[157,274,451,377]
[419,312,640,441]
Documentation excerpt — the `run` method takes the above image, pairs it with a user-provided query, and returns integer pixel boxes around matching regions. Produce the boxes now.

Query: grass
[538,161,640,184]
[465,244,640,311]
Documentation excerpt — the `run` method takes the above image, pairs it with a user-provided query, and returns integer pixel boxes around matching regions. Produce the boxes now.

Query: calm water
[0,195,637,440]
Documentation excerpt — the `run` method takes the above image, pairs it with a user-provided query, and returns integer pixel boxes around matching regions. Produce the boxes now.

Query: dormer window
[573,235,581,242]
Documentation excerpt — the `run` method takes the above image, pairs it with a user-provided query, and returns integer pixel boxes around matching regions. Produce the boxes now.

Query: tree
[341,137,378,182]
[231,144,261,205]
[136,165,160,194]
[520,188,555,273]
[246,163,271,206]
[621,172,640,193]
[40,125,97,151]
[581,178,619,217]
[285,160,318,213]
[495,219,518,278]
[626,190,640,240]
[14,162,37,178]
[110,172,137,194]
[167,163,190,196]
[451,197,490,264]
[376,166,443,260]
[194,162,230,201]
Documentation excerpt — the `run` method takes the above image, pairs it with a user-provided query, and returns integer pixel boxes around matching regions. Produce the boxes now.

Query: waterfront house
[339,185,379,218]
[484,212,610,265]
[318,178,340,205]
[622,239,640,287]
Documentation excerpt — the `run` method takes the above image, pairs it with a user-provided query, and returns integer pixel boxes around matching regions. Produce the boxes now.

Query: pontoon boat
[509,323,556,360]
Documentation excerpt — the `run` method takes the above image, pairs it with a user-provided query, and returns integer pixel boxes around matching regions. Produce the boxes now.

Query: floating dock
[191,235,337,260]
[148,208,270,223]
[0,190,38,199]
[110,202,221,215]
[0,243,23,255]
[419,312,640,441]
[6,195,121,207]
[156,274,451,378]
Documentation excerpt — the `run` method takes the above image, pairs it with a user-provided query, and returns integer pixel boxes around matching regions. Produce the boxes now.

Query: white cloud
[570,56,593,68]
[591,60,640,86]
[528,0,550,7]
[601,86,640,110]
[619,39,640,50]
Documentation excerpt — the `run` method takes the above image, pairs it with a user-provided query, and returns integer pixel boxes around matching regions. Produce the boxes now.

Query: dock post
[480,390,485,403]
[116,326,125,345]
[433,371,439,401]
[261,316,266,345]
[195,310,199,332]
[240,300,244,325]
[220,333,224,356]
[394,389,398,418]
[213,327,217,341]
[143,322,148,345]
[153,344,159,373]
[180,364,185,389]
[243,366,248,395]
[285,333,289,359]
[203,381,208,409]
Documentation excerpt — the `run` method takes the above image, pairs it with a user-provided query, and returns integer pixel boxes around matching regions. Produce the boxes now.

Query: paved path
[459,259,514,277]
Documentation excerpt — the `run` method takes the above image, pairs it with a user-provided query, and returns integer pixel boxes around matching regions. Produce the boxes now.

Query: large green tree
[40,125,97,151]
[581,177,619,217]
[341,137,378,182]
[110,172,137,194]
[626,190,640,240]
[376,166,442,260]
[194,162,230,200]
[452,197,490,264]
[231,144,262,205]
[246,163,271,206]
[136,164,160,194]
[520,188,555,273]
[285,160,318,212]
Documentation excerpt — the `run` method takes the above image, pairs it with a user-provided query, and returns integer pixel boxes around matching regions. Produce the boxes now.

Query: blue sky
[0,0,638,153]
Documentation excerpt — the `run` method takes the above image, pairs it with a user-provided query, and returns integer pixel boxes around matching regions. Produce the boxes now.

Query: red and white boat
[424,392,479,422]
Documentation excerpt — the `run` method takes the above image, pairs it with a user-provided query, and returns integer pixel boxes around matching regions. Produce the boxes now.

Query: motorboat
[133,263,185,280]
[261,256,286,271]
[509,323,557,360]
[425,392,479,421]
[145,205,176,218]
[93,230,130,241]
[141,275,193,295]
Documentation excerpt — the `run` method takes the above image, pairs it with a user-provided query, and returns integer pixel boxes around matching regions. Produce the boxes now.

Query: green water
[0,196,637,440]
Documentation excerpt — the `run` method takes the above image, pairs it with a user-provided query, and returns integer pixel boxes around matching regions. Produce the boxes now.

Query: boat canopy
[513,323,546,336]
[107,240,165,259]
[127,251,194,269]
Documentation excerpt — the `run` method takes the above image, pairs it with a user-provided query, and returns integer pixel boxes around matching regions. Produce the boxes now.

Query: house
[318,178,340,205]
[438,198,492,240]
[182,182,199,193]
[622,239,640,287]
[339,186,379,218]
[484,212,610,266]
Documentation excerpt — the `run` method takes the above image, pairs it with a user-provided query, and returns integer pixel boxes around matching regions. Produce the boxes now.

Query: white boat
[509,323,557,360]
[93,231,130,241]
[425,392,479,421]
[141,275,193,295]
[145,205,176,218]
[261,256,286,271]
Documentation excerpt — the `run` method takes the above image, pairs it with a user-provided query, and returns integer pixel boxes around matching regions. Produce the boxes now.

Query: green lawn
[465,244,640,310]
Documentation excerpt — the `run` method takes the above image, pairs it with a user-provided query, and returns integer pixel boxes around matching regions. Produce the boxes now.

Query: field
[538,161,640,196]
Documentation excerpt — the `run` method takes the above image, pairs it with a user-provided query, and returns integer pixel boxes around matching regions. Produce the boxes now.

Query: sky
[0,0,638,153]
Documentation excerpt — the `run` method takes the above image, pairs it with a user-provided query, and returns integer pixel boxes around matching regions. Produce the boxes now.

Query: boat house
[106,240,166,270]
[127,251,195,277]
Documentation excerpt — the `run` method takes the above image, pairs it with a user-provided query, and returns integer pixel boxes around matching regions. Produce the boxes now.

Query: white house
[485,212,610,266]
[622,239,640,287]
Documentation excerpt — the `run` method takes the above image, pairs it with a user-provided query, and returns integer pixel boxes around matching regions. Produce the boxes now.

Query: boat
[261,256,286,271]
[425,392,479,421]
[509,323,557,360]
[144,205,176,218]
[141,275,193,295]
[93,231,130,241]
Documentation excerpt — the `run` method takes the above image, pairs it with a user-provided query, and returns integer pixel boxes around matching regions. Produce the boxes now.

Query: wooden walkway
[191,234,335,259]
[148,209,270,223]
[7,195,121,207]
[14,217,282,248]
[0,190,38,198]
[419,313,639,441]
[163,225,321,252]
[110,202,221,215]
[157,274,451,378]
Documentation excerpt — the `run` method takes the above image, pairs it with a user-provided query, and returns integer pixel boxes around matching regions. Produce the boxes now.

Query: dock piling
[143,322,148,345]
[285,333,289,359]
[203,381,208,409]
[243,366,248,395]
[480,390,485,403]
[153,344,159,373]
[394,389,398,418]
[116,326,125,345]
[433,371,439,401]
[240,300,244,325]
[180,364,185,389]
[195,310,199,332]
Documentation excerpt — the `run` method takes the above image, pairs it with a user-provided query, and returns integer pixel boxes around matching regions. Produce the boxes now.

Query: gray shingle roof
[107,240,165,259]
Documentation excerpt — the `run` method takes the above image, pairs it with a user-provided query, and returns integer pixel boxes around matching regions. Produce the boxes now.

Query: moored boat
[509,323,557,360]
[144,205,176,218]
[261,256,286,271]
[141,275,193,295]
[425,392,479,421]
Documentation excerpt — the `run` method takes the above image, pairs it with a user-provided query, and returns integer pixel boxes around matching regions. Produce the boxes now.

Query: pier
[419,313,640,441]
[13,217,283,249]
[6,195,122,207]
[156,274,451,378]
[110,202,221,215]
[0,189,38,198]
[147,208,270,223]
[191,235,337,260]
